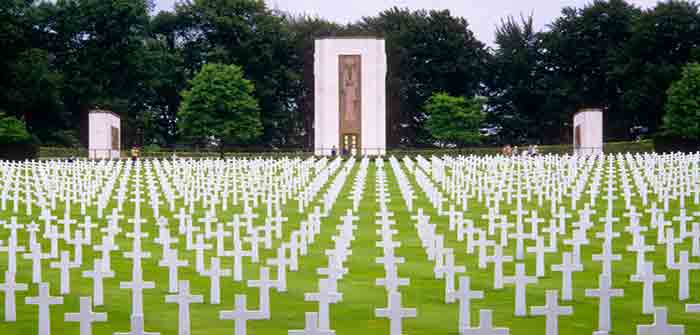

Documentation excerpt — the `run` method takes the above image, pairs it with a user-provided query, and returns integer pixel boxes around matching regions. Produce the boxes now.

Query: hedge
[34,140,656,160]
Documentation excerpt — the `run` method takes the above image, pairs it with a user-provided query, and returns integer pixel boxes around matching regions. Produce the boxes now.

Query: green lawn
[0,156,699,334]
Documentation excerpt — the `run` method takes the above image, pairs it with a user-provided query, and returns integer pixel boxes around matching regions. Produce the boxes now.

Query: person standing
[130,146,140,161]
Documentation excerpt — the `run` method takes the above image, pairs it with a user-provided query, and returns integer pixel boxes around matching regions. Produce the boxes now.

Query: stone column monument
[88,110,121,159]
[314,37,387,156]
[573,108,603,155]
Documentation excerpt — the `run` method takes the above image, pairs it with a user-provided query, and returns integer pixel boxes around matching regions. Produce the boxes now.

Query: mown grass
[0,156,698,334]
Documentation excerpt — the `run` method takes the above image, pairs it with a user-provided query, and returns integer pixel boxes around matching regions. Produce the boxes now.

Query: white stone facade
[573,108,603,155]
[314,38,387,156]
[88,110,121,159]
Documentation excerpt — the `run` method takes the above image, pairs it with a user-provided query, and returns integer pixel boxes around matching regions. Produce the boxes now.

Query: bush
[41,129,81,148]
[178,63,262,148]
[424,93,486,146]
[0,112,37,160]
[653,134,699,153]
[663,62,700,141]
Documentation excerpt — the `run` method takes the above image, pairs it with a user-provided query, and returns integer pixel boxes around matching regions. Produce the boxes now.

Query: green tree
[0,112,32,144]
[623,0,700,134]
[178,63,262,148]
[30,0,151,146]
[286,15,344,149]
[663,62,700,140]
[543,0,641,139]
[488,15,556,144]
[424,93,485,147]
[354,8,489,146]
[176,0,300,147]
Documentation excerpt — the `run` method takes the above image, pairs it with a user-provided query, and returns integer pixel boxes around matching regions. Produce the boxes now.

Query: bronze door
[342,134,359,155]
[339,55,361,154]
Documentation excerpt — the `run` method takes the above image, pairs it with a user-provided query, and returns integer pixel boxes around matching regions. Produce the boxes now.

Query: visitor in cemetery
[526,145,538,156]
[130,146,140,160]
[502,145,512,156]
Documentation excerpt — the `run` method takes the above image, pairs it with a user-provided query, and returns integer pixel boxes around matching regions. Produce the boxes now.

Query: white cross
[630,262,666,314]
[508,226,531,260]
[0,271,27,321]
[686,222,700,256]
[23,243,50,284]
[486,245,513,289]
[120,268,156,316]
[375,265,410,293]
[503,263,538,316]
[669,251,700,301]
[551,252,582,301]
[434,251,465,302]
[267,246,291,292]
[374,291,417,335]
[59,211,75,241]
[304,278,342,330]
[213,223,232,257]
[219,294,266,335]
[526,236,549,277]
[114,314,160,335]
[165,280,203,335]
[288,312,335,335]
[552,206,571,234]
[530,290,573,335]
[585,274,623,332]
[201,257,232,304]
[158,248,188,293]
[227,237,250,281]
[192,234,212,273]
[154,227,178,259]
[448,276,484,330]
[64,296,107,335]
[49,251,78,294]
[247,266,275,318]
[25,283,64,335]
[25,221,40,247]
[317,254,348,281]
[462,310,509,335]
[173,208,189,235]
[68,230,89,267]
[474,230,496,268]
[82,259,114,306]
[636,307,684,335]
[592,239,621,276]
[0,235,25,272]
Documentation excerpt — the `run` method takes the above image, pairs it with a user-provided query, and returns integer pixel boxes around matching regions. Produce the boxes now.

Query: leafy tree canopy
[424,92,486,147]
[0,111,32,144]
[663,62,700,140]
[177,63,262,147]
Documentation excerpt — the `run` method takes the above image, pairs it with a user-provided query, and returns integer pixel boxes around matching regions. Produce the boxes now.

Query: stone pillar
[88,110,121,159]
[314,38,387,156]
[573,108,603,155]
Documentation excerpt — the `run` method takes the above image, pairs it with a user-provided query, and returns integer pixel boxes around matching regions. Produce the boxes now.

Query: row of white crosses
[0,156,357,335]
[1,152,698,334]
[390,157,511,335]
[373,159,418,335]
[218,157,356,335]
[292,157,365,334]
[405,153,700,334]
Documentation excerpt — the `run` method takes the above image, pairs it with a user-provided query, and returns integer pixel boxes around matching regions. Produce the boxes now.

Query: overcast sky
[154,0,659,45]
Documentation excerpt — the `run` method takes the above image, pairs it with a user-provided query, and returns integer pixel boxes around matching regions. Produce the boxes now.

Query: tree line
[2,0,700,150]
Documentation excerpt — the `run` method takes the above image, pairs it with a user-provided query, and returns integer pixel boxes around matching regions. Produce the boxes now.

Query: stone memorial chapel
[314,37,387,156]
